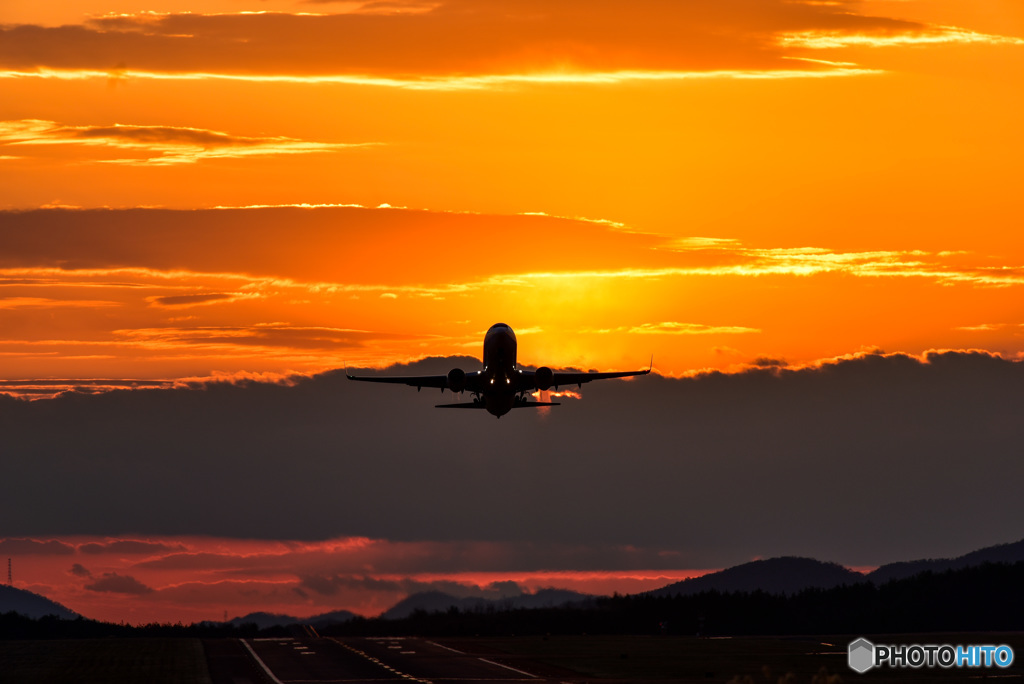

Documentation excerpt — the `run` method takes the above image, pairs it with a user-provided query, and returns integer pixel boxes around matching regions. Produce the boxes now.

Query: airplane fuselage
[481,322,518,417]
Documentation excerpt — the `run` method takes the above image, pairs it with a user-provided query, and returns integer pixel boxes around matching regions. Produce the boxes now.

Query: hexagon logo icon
[848,638,875,673]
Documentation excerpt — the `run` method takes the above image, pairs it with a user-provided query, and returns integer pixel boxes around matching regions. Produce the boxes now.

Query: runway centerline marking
[329,638,433,684]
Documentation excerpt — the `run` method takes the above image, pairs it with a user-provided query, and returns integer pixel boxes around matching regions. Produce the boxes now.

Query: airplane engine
[535,366,554,391]
[446,367,467,393]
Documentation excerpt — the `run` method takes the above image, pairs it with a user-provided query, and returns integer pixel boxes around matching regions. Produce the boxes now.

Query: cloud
[84,572,155,595]
[2,350,1024,569]
[778,26,1024,49]
[147,293,258,308]
[78,540,189,555]
[751,357,787,368]
[2,208,1021,291]
[588,322,761,335]
[0,207,662,283]
[0,538,76,555]
[0,1,959,82]
[131,538,690,577]
[69,563,92,578]
[0,380,174,399]
[112,325,413,353]
[297,573,524,600]
[0,120,372,165]
[0,297,120,309]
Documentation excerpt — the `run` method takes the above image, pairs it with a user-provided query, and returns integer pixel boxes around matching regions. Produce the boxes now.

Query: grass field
[0,638,213,684]
[445,633,1024,683]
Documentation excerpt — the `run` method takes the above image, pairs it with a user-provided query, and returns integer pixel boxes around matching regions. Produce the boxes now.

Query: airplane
[347,322,651,418]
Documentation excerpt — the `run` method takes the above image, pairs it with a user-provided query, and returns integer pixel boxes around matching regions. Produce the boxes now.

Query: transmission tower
[6,558,10,585]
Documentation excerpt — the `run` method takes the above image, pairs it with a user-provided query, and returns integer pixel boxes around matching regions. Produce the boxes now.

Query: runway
[207,635,563,684]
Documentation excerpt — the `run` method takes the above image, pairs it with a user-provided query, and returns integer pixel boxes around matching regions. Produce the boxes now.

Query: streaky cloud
[0,119,374,165]
[0,1,930,80]
[779,26,1024,49]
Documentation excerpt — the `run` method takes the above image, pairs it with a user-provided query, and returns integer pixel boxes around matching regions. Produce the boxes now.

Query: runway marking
[329,638,433,684]
[240,639,286,684]
[425,641,465,655]
[477,658,538,679]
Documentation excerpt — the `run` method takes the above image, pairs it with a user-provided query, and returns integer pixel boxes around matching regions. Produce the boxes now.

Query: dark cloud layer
[0,538,75,555]
[0,1,921,76]
[1,350,1022,567]
[84,572,155,595]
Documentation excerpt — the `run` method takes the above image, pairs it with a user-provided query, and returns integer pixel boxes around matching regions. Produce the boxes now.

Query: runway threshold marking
[240,638,286,684]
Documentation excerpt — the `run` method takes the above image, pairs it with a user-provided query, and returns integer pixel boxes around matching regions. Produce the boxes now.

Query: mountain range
[867,537,1024,584]
[3,537,1022,626]
[649,537,1024,597]
[226,609,358,630]
[381,588,592,620]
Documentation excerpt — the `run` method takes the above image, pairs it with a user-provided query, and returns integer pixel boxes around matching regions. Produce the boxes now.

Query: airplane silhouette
[347,323,651,418]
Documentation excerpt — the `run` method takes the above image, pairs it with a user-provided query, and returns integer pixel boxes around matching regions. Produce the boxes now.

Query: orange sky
[1,0,1023,623]
[1,1,1023,386]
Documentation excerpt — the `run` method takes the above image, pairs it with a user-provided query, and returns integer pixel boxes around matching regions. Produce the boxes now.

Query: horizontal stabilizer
[435,402,487,409]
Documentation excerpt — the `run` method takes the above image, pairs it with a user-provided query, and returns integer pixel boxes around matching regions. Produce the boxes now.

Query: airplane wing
[346,370,484,393]
[514,360,652,392]
[551,368,650,388]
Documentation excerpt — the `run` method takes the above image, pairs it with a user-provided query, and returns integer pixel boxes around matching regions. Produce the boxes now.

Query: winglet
[648,355,654,373]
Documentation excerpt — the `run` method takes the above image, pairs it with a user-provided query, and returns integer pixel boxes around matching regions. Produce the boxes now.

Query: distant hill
[647,557,865,598]
[868,537,1024,584]
[382,588,592,620]
[228,609,357,630]
[0,585,79,620]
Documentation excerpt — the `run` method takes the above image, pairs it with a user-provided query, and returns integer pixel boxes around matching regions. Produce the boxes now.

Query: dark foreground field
[0,633,1021,683]
[449,633,1024,683]
[0,638,212,684]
